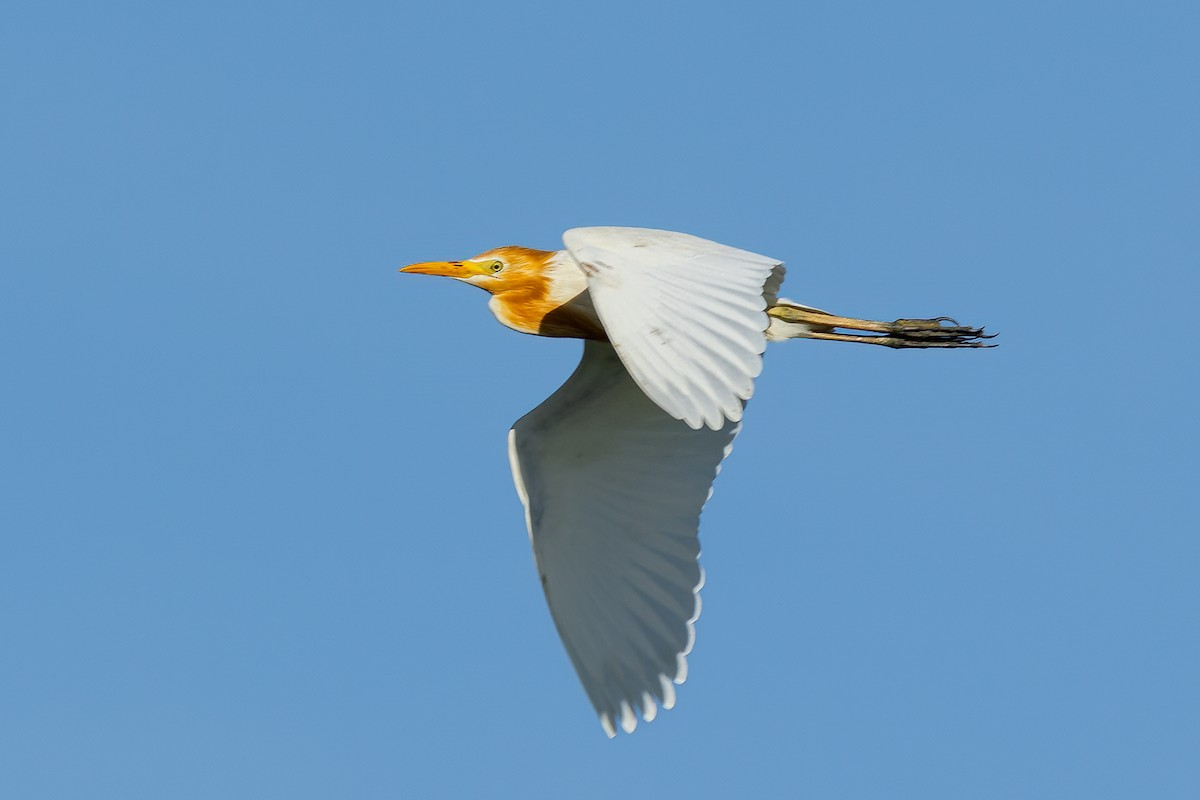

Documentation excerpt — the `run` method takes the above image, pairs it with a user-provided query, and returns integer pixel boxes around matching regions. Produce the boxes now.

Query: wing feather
[562,227,783,430]
[509,341,739,737]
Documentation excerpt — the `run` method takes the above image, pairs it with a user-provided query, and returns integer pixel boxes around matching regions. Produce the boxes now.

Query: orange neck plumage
[481,246,607,340]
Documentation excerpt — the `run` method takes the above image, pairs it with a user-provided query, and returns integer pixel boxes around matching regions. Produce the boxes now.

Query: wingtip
[600,688,671,738]
[641,692,658,722]
[659,674,677,709]
[619,701,637,734]
[674,653,689,684]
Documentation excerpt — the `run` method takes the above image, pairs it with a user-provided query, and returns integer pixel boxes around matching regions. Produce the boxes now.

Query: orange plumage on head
[400,245,606,340]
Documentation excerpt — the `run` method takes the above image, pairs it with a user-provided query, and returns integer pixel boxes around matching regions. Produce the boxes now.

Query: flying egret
[399,227,992,737]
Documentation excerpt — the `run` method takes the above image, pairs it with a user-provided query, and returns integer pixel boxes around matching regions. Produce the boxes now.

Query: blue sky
[2,1,1198,797]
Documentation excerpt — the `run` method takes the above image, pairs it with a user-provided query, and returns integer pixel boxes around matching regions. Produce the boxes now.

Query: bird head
[399,246,557,295]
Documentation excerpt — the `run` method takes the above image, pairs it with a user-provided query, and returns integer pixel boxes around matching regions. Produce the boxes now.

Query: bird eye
[489,260,504,273]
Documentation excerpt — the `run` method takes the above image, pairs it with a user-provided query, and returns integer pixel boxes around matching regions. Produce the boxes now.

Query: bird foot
[767,306,997,349]
[883,317,997,348]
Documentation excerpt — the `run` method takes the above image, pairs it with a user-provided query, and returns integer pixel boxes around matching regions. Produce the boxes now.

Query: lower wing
[508,341,739,736]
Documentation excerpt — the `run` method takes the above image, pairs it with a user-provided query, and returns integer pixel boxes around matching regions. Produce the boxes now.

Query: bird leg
[767,304,996,349]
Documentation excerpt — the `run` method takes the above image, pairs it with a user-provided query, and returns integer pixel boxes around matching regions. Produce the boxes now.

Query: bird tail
[765,299,837,342]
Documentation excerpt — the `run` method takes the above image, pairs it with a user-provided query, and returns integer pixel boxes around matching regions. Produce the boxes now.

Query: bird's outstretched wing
[562,226,784,430]
[509,341,738,737]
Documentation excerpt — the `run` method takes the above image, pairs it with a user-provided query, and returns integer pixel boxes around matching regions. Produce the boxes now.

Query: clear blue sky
[2,1,1197,798]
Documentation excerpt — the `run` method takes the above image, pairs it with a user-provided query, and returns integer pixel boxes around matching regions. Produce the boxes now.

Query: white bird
[400,227,992,737]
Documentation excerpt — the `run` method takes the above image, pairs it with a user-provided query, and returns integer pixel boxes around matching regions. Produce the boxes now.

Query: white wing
[509,341,738,737]
[562,227,784,430]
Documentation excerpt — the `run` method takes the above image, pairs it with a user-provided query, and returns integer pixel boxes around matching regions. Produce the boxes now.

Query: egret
[399,227,992,737]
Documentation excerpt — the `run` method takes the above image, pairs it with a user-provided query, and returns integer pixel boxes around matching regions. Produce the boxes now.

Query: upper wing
[562,226,784,430]
[509,340,739,737]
